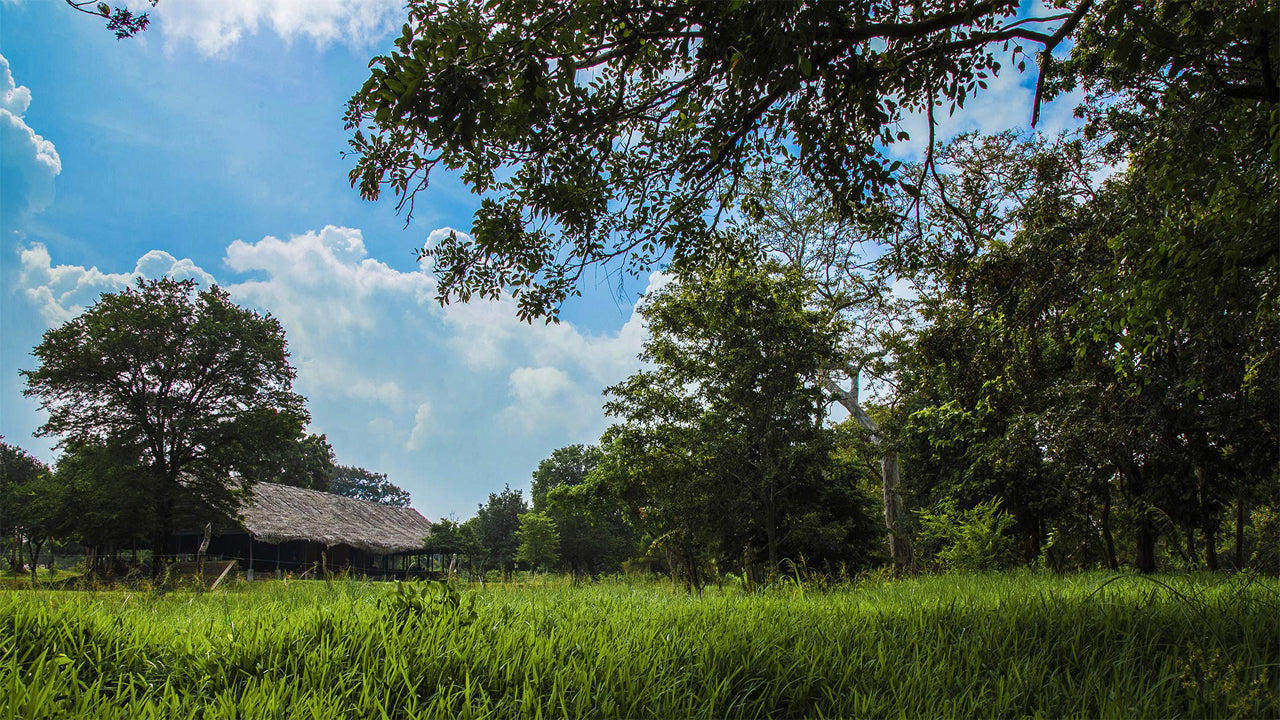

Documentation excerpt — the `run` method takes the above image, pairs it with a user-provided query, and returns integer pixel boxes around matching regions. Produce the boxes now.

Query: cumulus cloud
[16,243,217,325]
[504,366,587,434]
[14,227,655,514]
[0,54,60,220]
[218,225,650,437]
[405,402,432,451]
[154,0,403,55]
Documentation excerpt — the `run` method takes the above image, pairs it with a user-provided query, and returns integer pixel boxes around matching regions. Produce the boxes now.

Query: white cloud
[405,402,432,450]
[0,54,60,219]
[154,0,403,56]
[0,55,32,115]
[13,227,656,515]
[16,243,218,325]
[504,363,613,438]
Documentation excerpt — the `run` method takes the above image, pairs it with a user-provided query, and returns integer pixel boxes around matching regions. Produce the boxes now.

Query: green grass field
[2,571,1276,719]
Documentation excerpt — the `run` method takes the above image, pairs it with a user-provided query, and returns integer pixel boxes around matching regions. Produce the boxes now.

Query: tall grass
[2,571,1276,718]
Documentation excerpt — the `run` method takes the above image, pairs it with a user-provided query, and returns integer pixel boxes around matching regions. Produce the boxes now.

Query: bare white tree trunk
[825,366,913,568]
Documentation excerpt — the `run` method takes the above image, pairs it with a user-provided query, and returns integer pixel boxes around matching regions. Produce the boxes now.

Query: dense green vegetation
[13,4,1280,716]
[3,574,1276,718]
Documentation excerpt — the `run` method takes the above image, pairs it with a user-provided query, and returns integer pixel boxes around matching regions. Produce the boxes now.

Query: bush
[1250,505,1279,575]
[916,497,1017,572]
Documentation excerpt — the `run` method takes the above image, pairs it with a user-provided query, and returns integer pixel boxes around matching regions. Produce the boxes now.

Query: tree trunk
[1100,485,1118,571]
[1135,515,1157,574]
[1205,525,1218,571]
[1235,493,1247,569]
[765,493,779,575]
[1184,524,1197,568]
[151,478,175,579]
[882,454,913,568]
[11,528,24,573]
[28,538,43,586]
[825,372,914,569]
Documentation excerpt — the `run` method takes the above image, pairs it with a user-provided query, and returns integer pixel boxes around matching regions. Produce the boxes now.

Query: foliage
[2,574,1276,718]
[604,262,866,580]
[514,512,559,573]
[529,444,601,512]
[473,485,528,577]
[0,439,50,572]
[422,518,477,557]
[916,498,1017,573]
[379,579,477,626]
[50,439,152,559]
[345,0,1103,319]
[63,0,155,39]
[242,433,336,492]
[0,440,63,582]
[330,464,412,507]
[20,278,308,564]
[1250,506,1279,576]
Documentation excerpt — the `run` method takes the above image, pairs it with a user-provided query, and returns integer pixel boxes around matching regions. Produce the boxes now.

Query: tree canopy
[602,262,878,581]
[21,278,308,569]
[344,0,1108,320]
[330,465,413,507]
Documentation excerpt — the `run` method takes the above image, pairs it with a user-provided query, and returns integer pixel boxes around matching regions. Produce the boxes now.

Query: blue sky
[0,0,1080,520]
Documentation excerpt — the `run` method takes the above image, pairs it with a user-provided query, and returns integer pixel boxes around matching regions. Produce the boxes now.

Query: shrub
[1250,505,1279,575]
[916,497,1017,572]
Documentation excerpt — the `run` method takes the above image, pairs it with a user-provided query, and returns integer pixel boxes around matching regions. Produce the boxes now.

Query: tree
[52,438,155,576]
[515,511,560,575]
[530,444,602,512]
[346,0,1098,320]
[731,166,917,567]
[330,465,412,507]
[21,278,308,575]
[473,485,527,579]
[243,432,336,492]
[542,466,640,579]
[604,262,844,575]
[64,0,155,39]
[0,440,52,575]
[423,517,481,577]
[529,444,635,578]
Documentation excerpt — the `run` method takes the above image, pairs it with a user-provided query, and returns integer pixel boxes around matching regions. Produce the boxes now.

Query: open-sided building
[171,481,433,579]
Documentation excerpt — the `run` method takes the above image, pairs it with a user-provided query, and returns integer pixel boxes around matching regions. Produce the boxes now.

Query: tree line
[46,0,1280,582]
[2,279,410,581]
[388,0,1274,582]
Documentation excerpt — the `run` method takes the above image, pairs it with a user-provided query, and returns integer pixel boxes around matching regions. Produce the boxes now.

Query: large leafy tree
[21,278,308,572]
[241,432,337,492]
[731,166,917,566]
[530,444,602,511]
[0,439,52,574]
[330,465,413,507]
[346,0,1099,320]
[894,97,1274,573]
[603,263,844,574]
[1054,0,1278,570]
[473,485,528,578]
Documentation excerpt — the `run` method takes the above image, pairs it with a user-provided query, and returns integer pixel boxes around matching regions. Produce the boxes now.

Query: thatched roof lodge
[242,482,432,554]
[172,481,433,579]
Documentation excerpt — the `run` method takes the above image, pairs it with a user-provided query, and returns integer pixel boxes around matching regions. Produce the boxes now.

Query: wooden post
[248,536,254,581]
[209,560,236,592]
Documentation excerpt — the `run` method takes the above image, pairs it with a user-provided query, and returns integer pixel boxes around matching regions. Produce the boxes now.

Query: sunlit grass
[2,571,1276,718]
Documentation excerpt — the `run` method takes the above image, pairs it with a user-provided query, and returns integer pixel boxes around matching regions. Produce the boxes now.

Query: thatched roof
[238,482,432,554]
